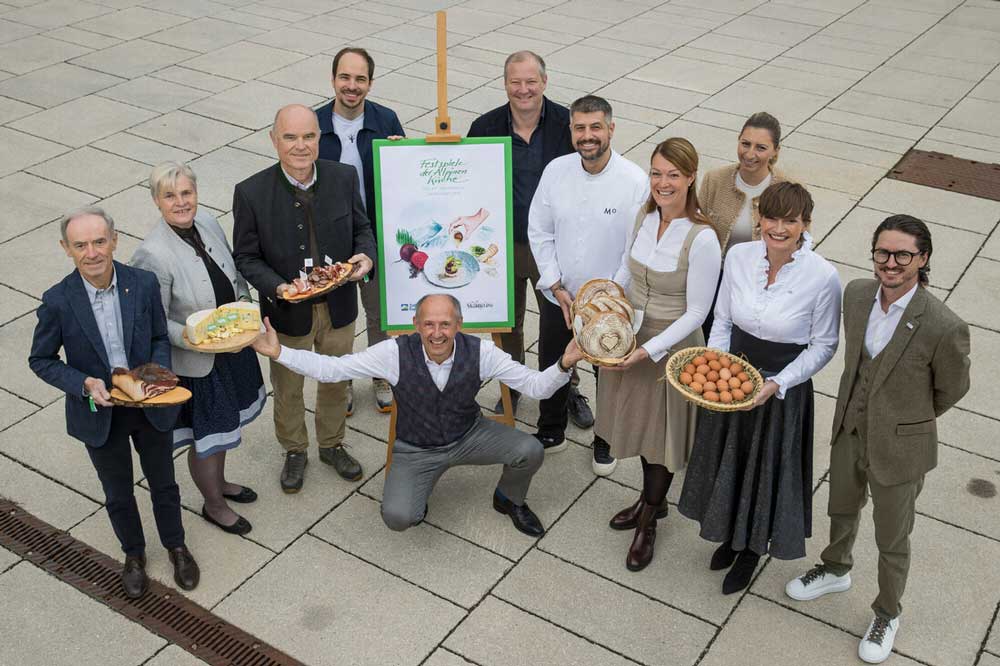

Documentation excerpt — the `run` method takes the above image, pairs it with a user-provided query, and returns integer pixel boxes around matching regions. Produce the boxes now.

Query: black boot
[710,540,737,570]
[722,550,760,594]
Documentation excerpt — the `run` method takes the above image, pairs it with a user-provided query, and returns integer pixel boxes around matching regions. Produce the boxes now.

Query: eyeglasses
[872,249,921,266]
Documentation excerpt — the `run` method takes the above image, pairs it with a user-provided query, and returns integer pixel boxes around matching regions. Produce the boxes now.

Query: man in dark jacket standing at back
[233,104,376,494]
[468,51,592,428]
[315,47,405,416]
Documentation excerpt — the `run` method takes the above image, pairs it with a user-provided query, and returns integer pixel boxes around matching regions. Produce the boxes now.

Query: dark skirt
[678,326,814,560]
[173,347,266,459]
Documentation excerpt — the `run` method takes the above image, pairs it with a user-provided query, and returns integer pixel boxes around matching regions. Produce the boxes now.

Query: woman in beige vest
[596,138,722,572]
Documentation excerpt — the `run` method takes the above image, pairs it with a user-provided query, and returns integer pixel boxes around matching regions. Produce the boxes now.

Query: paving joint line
[0,449,105,505]
[974,599,1000,666]
[916,507,1000,545]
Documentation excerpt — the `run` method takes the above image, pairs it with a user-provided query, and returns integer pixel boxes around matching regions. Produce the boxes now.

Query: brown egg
[704,350,719,361]
[720,391,733,404]
[696,364,711,375]
[693,355,707,366]
[719,356,731,368]
[737,372,749,382]
[706,370,720,382]
[690,382,703,394]
[703,381,717,392]
[684,363,697,375]
[719,368,732,381]
[741,381,754,394]
[728,377,741,389]
[703,391,720,402]
[708,360,722,371]
[732,388,746,401]
[730,363,743,375]
[680,372,693,385]
[693,373,707,385]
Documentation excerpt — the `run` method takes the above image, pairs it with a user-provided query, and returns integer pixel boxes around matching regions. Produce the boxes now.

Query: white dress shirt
[708,233,842,398]
[864,282,918,358]
[612,214,722,362]
[333,112,366,211]
[528,150,649,304]
[276,337,571,400]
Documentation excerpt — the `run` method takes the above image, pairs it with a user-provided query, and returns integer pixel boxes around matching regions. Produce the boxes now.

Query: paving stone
[70,39,198,79]
[310,493,510,608]
[129,110,250,154]
[514,10,610,37]
[854,67,976,109]
[408,107,480,139]
[145,16,264,53]
[807,186,860,245]
[755,483,999,666]
[446,595,635,666]
[0,454,99,528]
[148,65,242,93]
[97,75,211,113]
[598,77,706,115]
[0,17,40,43]
[0,34,91,75]
[423,649,476,666]
[700,594,921,666]
[0,548,18,573]
[882,51,995,82]
[72,485,275,606]
[90,132,198,166]
[937,407,1000,461]
[715,13,821,45]
[860,179,1000,235]
[830,91,948,130]
[2,0,109,28]
[246,25,345,55]
[94,184,160,238]
[915,137,1000,166]
[40,25,122,49]
[229,127,275,158]
[749,2,842,27]
[0,171,94,243]
[28,146,149,198]
[821,206,982,290]
[777,147,885,197]
[214,534,465,665]
[0,312,64,407]
[960,326,1000,423]
[256,53,336,97]
[602,15,706,50]
[361,433,595,561]
[940,97,1000,139]
[185,146,272,212]
[546,44,651,82]
[687,32,789,61]
[0,563,166,666]
[949,258,1000,331]
[651,119,734,161]
[183,80,324,130]
[494,549,715,666]
[449,85,508,115]
[73,6,184,40]
[704,81,831,129]
[182,41,305,82]
[920,443,1000,541]
[144,645,207,666]
[142,0,230,18]
[10,94,157,149]
[783,36,886,71]
[0,386,38,431]
[0,63,123,109]
[793,118,915,154]
[374,23,469,52]
[743,63,856,98]
[981,652,1000,666]
[982,232,1000,262]
[540,479,741,623]
[812,108,926,142]
[905,27,1000,65]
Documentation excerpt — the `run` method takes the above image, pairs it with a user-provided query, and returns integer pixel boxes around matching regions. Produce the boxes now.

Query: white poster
[373,138,514,330]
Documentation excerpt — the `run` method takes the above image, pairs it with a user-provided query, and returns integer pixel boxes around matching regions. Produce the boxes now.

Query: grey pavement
[0,0,999,664]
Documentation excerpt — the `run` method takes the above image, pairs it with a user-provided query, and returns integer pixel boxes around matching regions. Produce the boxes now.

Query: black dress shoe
[281,451,308,493]
[567,386,594,429]
[168,545,200,591]
[319,445,363,481]
[222,486,257,503]
[492,492,545,537]
[722,550,760,595]
[710,540,737,570]
[122,554,148,599]
[533,433,567,454]
[201,505,252,536]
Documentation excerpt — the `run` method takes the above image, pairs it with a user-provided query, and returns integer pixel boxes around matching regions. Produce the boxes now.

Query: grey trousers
[381,416,544,531]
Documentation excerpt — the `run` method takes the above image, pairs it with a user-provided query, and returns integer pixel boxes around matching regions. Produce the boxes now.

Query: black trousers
[85,407,185,557]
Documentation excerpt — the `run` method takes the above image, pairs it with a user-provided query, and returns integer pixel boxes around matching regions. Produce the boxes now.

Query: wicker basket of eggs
[665,347,764,412]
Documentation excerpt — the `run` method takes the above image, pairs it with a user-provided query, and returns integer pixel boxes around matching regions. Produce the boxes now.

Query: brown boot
[626,501,658,571]
[609,494,670,531]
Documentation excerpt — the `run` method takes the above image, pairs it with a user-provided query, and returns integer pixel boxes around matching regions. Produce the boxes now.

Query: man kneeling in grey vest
[252,293,584,536]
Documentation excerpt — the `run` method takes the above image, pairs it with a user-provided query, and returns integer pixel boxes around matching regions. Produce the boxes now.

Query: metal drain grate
[888,149,1000,201]
[0,497,304,666]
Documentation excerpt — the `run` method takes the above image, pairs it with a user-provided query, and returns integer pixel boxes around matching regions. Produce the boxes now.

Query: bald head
[413,294,464,364]
[270,104,319,180]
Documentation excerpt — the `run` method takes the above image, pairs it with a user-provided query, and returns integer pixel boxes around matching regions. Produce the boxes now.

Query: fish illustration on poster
[373,137,514,330]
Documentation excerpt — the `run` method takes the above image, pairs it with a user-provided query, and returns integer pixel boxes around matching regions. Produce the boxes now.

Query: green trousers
[820,428,924,620]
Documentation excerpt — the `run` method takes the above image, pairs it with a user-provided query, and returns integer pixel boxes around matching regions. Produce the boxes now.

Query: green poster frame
[372,136,515,331]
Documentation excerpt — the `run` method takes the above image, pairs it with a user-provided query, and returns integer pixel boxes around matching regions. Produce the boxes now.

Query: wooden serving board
[110,386,192,408]
[183,327,262,353]
[280,264,357,302]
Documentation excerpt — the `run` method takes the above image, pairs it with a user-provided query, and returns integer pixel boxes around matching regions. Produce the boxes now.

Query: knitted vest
[393,332,482,448]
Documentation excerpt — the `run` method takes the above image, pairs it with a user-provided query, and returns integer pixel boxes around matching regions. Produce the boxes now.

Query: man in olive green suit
[785,215,971,665]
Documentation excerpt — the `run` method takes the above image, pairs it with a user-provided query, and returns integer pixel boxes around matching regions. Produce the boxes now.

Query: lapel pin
[906,321,914,329]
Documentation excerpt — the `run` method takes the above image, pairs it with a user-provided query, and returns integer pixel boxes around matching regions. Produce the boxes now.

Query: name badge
[304,258,313,268]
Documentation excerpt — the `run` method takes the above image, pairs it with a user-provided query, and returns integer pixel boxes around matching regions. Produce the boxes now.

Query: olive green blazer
[831,279,971,485]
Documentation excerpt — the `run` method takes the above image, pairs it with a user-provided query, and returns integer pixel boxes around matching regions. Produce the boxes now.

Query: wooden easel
[384,11,516,469]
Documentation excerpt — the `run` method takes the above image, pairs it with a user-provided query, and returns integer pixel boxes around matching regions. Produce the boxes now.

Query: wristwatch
[557,355,572,372]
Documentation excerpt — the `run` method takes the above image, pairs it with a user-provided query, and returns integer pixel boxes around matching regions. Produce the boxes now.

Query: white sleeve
[528,166,562,291]
[772,269,843,398]
[707,250,737,351]
[642,228,723,362]
[275,339,400,385]
[612,224,633,289]
[478,339,571,400]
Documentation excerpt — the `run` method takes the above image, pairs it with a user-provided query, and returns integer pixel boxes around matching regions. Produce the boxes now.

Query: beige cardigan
[698,163,786,252]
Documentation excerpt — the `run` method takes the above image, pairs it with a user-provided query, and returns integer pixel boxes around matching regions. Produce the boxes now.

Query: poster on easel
[372,137,514,331]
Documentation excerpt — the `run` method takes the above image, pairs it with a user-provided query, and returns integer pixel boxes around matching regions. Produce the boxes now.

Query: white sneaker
[373,378,393,413]
[785,564,852,601]
[592,438,617,477]
[859,616,899,664]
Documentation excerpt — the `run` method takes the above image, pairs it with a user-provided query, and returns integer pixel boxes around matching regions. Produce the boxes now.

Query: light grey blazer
[130,210,251,378]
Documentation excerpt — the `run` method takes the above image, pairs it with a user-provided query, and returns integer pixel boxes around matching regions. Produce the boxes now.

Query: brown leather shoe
[168,545,200,591]
[121,553,148,599]
[609,494,670,531]
[626,502,658,572]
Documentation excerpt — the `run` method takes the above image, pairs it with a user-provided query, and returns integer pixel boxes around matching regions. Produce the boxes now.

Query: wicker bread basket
[665,347,764,412]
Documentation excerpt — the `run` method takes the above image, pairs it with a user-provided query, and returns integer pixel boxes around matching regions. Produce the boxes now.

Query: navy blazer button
[300,245,305,250]
[294,202,301,208]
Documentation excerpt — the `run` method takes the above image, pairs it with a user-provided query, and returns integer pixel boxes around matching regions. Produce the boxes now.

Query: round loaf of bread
[575,279,625,305]
[578,312,634,360]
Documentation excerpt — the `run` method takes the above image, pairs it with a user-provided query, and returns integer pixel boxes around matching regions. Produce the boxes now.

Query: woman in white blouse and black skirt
[597,137,722,572]
[678,181,841,594]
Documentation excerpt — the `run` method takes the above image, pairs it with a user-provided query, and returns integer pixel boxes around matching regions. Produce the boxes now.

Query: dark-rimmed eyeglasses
[872,249,921,266]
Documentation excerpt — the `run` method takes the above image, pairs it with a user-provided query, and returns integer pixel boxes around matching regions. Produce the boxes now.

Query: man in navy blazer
[29,206,200,599]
